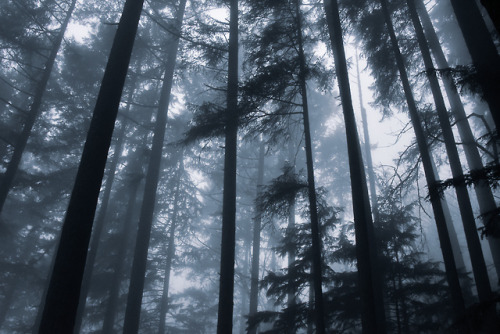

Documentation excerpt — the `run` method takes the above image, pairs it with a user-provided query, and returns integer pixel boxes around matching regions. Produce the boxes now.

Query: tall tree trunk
[216,0,239,332]
[417,0,500,283]
[286,134,297,330]
[407,0,493,304]
[37,0,144,332]
[480,0,500,33]
[248,140,265,334]
[323,1,387,332]
[355,49,379,222]
[378,0,466,319]
[73,85,133,334]
[294,1,326,332]
[158,158,183,334]
[122,1,186,332]
[101,171,143,333]
[0,0,77,214]
[448,0,500,132]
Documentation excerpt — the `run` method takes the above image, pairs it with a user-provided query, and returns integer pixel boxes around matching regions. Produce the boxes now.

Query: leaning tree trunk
[248,140,265,334]
[294,1,326,332]
[122,1,186,331]
[0,0,77,214]
[416,0,500,283]
[37,0,144,332]
[355,49,379,221]
[158,157,183,334]
[216,0,239,332]
[480,0,500,33]
[378,0,466,320]
[407,0,493,304]
[448,0,500,133]
[323,1,387,332]
[73,82,134,334]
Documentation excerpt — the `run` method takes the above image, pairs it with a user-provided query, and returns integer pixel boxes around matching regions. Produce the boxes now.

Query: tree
[38,0,145,331]
[323,0,387,332]
[217,0,239,332]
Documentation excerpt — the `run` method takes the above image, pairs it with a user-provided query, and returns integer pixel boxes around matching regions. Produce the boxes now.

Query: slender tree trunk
[378,0,466,320]
[355,49,379,222]
[122,2,185,332]
[248,141,265,334]
[449,0,500,132]
[323,1,387,332]
[73,87,132,334]
[38,0,144,332]
[101,171,143,333]
[158,158,183,334]
[286,135,297,331]
[294,1,326,332]
[0,0,77,214]
[216,0,239,332]
[407,0,493,304]
[416,0,500,283]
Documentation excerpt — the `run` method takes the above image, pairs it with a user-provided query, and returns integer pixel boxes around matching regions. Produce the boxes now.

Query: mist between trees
[1,0,500,333]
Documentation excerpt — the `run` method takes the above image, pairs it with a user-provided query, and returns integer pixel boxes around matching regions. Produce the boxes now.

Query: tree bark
[378,0,466,320]
[0,0,77,214]
[38,0,144,332]
[101,171,142,333]
[248,140,265,334]
[449,0,500,132]
[158,157,183,334]
[122,1,186,331]
[355,48,379,222]
[73,84,133,334]
[407,0,493,304]
[294,1,326,332]
[216,0,239,332]
[416,0,500,283]
[323,1,387,332]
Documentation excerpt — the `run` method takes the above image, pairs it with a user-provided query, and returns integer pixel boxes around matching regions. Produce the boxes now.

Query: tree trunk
[248,140,265,334]
[73,85,133,334]
[0,0,77,214]
[449,0,500,132]
[286,134,297,330]
[481,0,500,33]
[294,1,326,332]
[216,0,239,332]
[323,1,387,332]
[158,157,183,334]
[101,171,142,334]
[122,1,186,331]
[378,0,466,319]
[407,0,493,304]
[355,48,379,222]
[38,0,144,332]
[416,0,500,283]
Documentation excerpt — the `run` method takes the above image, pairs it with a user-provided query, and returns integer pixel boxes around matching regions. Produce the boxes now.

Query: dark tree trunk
[158,157,183,334]
[0,0,77,214]
[481,0,500,33]
[323,1,387,332]
[378,0,466,319]
[73,86,133,334]
[216,0,239,332]
[407,0,493,305]
[416,0,500,283]
[449,0,500,132]
[355,49,379,222]
[294,1,325,332]
[248,141,265,334]
[122,1,185,331]
[37,0,144,332]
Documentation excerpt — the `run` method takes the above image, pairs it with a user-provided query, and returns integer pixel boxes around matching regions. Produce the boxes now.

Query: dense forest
[1,0,500,333]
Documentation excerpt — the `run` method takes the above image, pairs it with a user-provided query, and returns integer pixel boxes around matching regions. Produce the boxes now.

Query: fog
[0,0,499,333]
